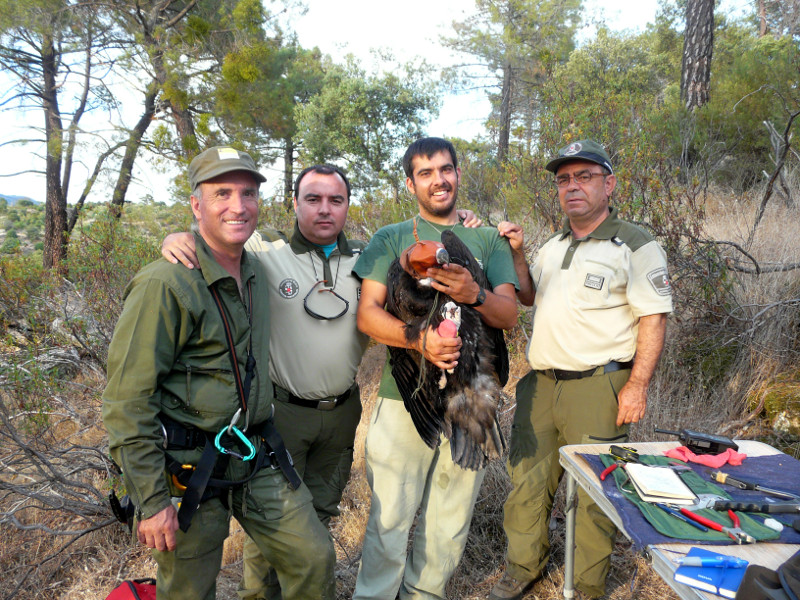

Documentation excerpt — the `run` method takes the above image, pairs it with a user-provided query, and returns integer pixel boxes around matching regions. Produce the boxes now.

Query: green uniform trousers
[502,369,630,598]
[152,448,335,600]
[239,387,362,600]
[353,397,485,600]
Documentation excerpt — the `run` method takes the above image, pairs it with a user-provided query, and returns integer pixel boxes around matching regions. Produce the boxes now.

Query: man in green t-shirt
[352,137,519,600]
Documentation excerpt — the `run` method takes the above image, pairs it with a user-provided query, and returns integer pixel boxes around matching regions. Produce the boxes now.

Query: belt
[159,413,209,449]
[274,384,351,411]
[538,360,634,382]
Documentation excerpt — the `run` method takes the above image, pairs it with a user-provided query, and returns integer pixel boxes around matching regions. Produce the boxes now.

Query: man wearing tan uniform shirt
[490,140,673,600]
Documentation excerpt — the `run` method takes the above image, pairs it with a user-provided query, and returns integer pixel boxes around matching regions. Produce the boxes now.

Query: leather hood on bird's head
[399,239,450,279]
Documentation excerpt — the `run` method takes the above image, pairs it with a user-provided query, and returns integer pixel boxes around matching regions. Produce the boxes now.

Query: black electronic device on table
[654,428,739,455]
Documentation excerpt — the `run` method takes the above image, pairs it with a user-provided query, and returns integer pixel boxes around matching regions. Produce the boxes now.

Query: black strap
[259,420,301,490]
[208,280,255,415]
[177,440,218,532]
[173,437,270,532]
[160,413,207,449]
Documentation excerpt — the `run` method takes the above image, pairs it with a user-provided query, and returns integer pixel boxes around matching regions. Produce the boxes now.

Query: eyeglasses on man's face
[303,280,349,320]
[553,170,608,188]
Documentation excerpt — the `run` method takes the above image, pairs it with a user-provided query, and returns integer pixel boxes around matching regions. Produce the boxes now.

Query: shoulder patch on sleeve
[647,267,672,296]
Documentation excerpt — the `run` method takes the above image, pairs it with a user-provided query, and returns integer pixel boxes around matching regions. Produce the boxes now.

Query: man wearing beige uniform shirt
[490,140,673,600]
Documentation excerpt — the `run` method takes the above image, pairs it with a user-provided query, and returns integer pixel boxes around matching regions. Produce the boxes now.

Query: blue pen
[655,502,709,532]
[675,556,749,568]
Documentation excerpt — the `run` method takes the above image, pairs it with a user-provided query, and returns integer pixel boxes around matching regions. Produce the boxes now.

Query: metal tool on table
[683,491,800,515]
[654,427,739,455]
[711,470,800,501]
[709,500,800,514]
[678,505,756,544]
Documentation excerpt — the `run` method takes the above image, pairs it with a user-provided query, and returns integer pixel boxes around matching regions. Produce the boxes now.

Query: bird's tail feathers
[445,373,506,470]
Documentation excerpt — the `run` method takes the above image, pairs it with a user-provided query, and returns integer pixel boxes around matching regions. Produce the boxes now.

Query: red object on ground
[106,579,156,600]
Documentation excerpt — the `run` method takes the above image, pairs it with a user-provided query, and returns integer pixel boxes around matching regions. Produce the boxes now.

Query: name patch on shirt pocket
[584,273,605,290]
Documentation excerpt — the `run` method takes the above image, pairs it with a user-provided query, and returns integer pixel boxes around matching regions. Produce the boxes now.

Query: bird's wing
[387,346,443,449]
[493,327,509,387]
[441,230,489,288]
[440,230,509,385]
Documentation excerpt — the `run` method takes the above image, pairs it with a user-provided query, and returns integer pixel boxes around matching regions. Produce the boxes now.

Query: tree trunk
[137,1,198,160]
[109,84,159,219]
[41,33,67,271]
[759,0,768,36]
[497,61,513,163]
[680,0,715,111]
[284,137,294,212]
[171,102,197,158]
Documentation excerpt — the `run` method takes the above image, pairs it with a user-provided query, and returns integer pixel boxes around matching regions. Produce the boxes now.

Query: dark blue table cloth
[580,452,800,549]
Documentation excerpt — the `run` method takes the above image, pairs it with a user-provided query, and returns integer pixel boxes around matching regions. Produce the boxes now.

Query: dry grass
[0,191,797,600]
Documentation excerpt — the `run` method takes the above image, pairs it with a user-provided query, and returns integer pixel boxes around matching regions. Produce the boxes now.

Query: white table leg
[564,472,576,599]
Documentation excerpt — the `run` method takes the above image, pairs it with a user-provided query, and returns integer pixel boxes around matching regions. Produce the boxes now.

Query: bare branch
[748,109,800,245]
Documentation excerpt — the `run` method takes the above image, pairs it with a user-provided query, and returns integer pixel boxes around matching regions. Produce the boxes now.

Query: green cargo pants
[502,369,630,598]
[238,386,362,600]
[152,445,335,600]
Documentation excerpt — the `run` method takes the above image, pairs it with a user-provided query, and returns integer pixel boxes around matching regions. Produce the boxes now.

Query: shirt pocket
[572,257,622,308]
[162,359,238,420]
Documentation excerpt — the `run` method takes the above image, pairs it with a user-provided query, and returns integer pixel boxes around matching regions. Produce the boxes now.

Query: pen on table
[674,555,749,568]
[655,503,709,532]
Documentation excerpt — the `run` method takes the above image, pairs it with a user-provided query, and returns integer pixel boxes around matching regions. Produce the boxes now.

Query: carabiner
[226,408,243,435]
[215,423,256,461]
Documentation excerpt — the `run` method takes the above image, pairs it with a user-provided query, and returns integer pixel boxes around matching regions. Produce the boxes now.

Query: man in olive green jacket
[102,147,334,600]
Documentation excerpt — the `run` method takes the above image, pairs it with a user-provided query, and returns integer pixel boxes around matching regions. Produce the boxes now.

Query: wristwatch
[466,287,486,307]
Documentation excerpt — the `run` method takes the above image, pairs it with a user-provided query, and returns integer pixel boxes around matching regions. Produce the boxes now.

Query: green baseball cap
[545,139,613,173]
[188,146,267,190]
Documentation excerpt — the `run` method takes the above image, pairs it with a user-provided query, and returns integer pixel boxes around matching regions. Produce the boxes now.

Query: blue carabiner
[215,424,256,461]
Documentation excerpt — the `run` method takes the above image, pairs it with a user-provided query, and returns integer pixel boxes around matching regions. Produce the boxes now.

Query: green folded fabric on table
[599,453,780,542]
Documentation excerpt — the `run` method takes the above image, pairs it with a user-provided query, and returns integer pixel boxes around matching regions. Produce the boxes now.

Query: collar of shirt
[289,220,355,258]
[193,231,256,287]
[559,207,622,241]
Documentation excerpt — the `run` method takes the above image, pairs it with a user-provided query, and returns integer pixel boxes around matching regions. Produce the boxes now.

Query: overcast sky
[1,0,751,202]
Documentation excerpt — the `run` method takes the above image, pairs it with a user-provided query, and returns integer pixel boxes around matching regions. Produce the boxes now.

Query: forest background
[1,0,799,598]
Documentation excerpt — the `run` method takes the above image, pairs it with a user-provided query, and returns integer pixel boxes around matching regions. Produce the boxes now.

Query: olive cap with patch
[188,146,267,190]
[545,139,613,174]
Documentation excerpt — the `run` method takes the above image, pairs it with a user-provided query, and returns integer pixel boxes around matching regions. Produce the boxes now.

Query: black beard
[419,190,458,217]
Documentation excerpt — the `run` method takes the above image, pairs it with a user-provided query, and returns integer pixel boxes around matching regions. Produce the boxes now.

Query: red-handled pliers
[600,462,620,481]
[678,508,756,544]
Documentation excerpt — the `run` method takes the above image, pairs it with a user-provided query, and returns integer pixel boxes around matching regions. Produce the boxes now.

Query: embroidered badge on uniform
[278,278,299,299]
[584,273,604,290]
[564,142,582,155]
[647,268,672,296]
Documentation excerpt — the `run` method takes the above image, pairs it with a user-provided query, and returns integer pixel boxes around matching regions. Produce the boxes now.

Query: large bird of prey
[386,223,509,470]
